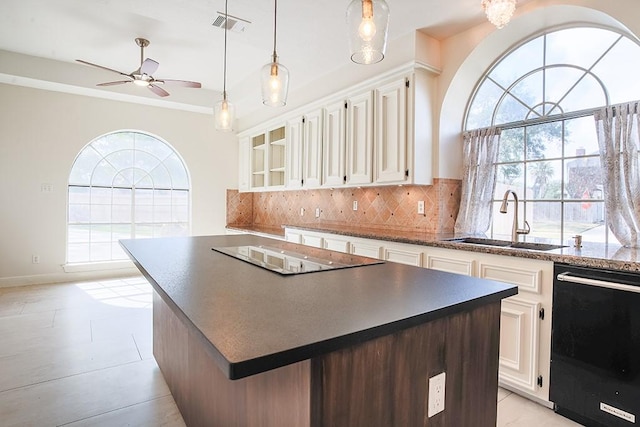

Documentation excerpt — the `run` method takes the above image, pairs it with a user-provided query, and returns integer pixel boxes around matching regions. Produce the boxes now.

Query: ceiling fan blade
[76,59,130,77]
[96,80,132,87]
[154,79,201,88]
[140,58,159,76]
[148,84,170,97]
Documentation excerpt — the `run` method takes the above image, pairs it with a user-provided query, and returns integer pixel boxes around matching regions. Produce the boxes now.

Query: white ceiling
[0,0,500,118]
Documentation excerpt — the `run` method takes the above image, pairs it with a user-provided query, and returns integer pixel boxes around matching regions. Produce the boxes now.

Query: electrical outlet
[428,372,445,417]
[41,183,53,193]
[32,255,40,264]
[353,201,358,211]
[315,207,321,218]
[418,200,425,215]
[300,207,305,216]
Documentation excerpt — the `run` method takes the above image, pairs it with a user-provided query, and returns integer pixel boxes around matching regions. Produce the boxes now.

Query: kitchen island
[121,234,517,427]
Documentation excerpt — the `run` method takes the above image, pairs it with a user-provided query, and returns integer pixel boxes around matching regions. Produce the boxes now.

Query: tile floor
[0,277,581,426]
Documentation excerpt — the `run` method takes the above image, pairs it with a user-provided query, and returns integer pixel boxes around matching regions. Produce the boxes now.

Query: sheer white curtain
[455,128,501,235]
[594,102,640,247]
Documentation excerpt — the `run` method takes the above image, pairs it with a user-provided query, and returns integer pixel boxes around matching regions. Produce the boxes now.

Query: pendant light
[261,0,289,106]
[346,0,389,65]
[214,0,235,131]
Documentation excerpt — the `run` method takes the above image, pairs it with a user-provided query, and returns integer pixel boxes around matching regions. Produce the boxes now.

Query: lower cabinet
[284,228,553,405]
[476,253,552,404]
[499,298,541,393]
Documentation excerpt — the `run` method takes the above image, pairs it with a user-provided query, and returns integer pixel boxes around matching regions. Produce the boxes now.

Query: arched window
[67,131,190,263]
[464,26,640,244]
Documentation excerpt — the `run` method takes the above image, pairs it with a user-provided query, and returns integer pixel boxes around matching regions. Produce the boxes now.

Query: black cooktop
[212,242,383,275]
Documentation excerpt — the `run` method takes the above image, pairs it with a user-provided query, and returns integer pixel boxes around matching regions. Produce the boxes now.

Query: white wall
[435,0,640,179]
[0,84,237,285]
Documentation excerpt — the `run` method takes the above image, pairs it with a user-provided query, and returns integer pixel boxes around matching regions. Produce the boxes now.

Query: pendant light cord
[223,0,228,98]
[272,0,278,58]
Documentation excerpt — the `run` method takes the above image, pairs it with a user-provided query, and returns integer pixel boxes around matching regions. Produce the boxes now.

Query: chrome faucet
[499,190,530,243]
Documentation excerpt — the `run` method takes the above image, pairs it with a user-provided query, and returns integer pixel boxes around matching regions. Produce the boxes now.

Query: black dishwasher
[551,263,640,427]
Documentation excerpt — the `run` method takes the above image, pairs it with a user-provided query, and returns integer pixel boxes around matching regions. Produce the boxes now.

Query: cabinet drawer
[302,235,323,248]
[351,240,383,259]
[323,237,351,254]
[479,263,542,294]
[426,255,474,276]
[285,232,303,244]
[384,247,423,267]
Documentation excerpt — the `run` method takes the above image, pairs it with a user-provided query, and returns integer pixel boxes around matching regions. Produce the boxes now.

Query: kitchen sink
[446,237,567,251]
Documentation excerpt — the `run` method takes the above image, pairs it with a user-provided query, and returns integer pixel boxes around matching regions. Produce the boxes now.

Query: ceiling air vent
[212,12,250,33]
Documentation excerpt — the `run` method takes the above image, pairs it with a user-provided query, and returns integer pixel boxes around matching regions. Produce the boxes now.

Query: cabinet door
[375,78,407,184]
[346,91,374,185]
[238,137,251,192]
[499,297,541,393]
[323,100,347,187]
[303,109,323,188]
[286,117,304,189]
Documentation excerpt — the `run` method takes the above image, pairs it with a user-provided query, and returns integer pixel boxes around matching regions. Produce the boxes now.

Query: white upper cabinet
[250,132,267,190]
[267,126,286,188]
[285,118,304,189]
[375,77,408,184]
[322,100,347,187]
[238,137,250,192]
[346,91,374,186]
[238,65,436,192]
[303,108,324,188]
[241,125,287,191]
[323,90,374,188]
[285,109,323,189]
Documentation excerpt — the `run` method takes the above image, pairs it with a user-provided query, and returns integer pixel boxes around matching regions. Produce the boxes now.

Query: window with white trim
[67,131,190,263]
[465,26,640,244]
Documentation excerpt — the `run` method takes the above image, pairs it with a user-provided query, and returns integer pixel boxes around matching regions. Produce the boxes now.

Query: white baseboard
[0,267,142,288]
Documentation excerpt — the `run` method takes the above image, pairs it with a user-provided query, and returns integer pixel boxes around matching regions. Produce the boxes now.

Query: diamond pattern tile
[226,179,462,234]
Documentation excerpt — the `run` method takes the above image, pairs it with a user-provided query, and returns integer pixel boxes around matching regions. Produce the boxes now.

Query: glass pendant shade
[261,55,290,106]
[214,94,235,131]
[481,0,516,29]
[346,0,389,65]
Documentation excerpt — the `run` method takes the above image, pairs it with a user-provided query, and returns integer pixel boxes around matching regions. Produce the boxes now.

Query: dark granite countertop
[121,235,516,380]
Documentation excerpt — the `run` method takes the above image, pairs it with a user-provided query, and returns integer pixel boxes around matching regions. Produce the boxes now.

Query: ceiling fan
[76,38,202,97]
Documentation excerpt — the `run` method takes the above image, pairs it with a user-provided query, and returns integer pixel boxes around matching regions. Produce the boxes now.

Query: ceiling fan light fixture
[481,0,516,29]
[261,0,289,107]
[132,75,150,87]
[346,0,389,65]
[77,38,200,97]
[214,0,235,132]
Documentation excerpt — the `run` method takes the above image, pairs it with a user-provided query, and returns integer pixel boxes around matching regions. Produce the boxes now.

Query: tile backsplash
[227,179,461,234]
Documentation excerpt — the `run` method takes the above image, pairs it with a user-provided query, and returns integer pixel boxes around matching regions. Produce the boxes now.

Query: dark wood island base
[154,291,501,427]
